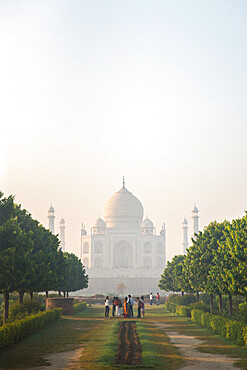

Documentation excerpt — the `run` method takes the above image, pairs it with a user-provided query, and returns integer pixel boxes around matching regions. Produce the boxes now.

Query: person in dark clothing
[137,297,141,318]
[128,295,134,318]
[112,297,116,317]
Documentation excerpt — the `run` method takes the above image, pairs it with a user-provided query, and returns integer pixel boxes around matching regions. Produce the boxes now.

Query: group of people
[104,295,145,318]
[149,292,160,305]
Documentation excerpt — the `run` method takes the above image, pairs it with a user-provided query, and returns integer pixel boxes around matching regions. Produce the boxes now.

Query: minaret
[59,218,66,252]
[160,222,166,267]
[80,223,87,260]
[47,205,55,234]
[182,218,189,255]
[192,205,199,239]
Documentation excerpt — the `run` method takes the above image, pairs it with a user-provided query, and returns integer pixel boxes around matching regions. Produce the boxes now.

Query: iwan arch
[80,180,166,295]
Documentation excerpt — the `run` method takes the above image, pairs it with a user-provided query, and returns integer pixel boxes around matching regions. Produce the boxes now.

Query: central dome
[103,185,144,229]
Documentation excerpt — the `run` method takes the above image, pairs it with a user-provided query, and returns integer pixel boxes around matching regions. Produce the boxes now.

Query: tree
[58,253,88,296]
[159,255,186,293]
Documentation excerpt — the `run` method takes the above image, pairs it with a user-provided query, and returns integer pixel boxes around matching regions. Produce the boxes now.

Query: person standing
[128,294,134,318]
[137,297,141,318]
[115,297,120,317]
[105,296,110,317]
[150,293,153,305]
[141,295,145,317]
[123,297,128,317]
[112,297,117,317]
[157,292,160,306]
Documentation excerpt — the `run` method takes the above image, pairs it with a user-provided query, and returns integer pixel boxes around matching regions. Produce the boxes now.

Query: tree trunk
[29,291,33,300]
[229,295,233,318]
[196,292,199,302]
[218,294,223,313]
[45,291,49,299]
[210,293,214,313]
[63,291,66,298]
[66,292,69,298]
[3,292,9,325]
[182,291,184,297]
[58,291,61,297]
[19,291,25,304]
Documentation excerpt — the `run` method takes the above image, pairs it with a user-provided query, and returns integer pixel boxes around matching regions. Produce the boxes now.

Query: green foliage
[8,299,45,321]
[0,191,88,323]
[191,308,247,347]
[177,305,191,317]
[225,320,246,346]
[73,301,86,314]
[165,302,178,313]
[190,301,210,313]
[238,303,247,324]
[159,255,192,293]
[191,309,204,323]
[170,294,196,306]
[0,309,62,349]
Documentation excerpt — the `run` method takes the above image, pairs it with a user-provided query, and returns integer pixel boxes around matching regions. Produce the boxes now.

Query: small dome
[192,205,199,213]
[93,217,105,229]
[183,218,188,225]
[48,204,55,213]
[60,217,65,225]
[142,218,153,228]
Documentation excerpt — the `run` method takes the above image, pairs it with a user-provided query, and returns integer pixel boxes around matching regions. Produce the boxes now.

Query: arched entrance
[113,240,133,268]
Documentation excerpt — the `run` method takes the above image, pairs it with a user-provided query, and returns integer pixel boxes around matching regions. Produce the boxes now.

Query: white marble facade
[80,181,166,295]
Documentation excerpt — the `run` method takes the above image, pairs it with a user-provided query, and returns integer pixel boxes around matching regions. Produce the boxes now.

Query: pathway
[0,305,247,369]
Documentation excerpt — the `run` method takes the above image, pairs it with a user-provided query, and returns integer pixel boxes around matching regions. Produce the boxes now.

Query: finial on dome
[123,175,125,188]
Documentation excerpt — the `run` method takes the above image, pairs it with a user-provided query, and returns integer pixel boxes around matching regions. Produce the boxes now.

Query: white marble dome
[141,217,153,228]
[93,217,105,228]
[103,185,144,228]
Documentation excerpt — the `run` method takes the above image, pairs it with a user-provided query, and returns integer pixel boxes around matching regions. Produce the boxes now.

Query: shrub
[238,303,247,324]
[0,309,62,349]
[201,312,212,330]
[178,305,191,317]
[225,320,245,346]
[73,301,86,314]
[9,299,45,321]
[169,294,196,306]
[191,309,204,323]
[243,327,247,346]
[190,301,210,313]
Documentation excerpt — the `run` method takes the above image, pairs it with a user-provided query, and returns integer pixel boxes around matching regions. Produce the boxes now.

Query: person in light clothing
[105,296,110,317]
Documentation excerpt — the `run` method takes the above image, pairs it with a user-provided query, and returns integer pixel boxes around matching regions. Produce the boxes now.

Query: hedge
[191,309,247,346]
[0,308,62,349]
[73,301,86,314]
[166,302,191,317]
[177,305,191,317]
[167,304,247,346]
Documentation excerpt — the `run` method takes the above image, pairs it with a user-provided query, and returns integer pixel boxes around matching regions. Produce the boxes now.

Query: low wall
[46,298,74,315]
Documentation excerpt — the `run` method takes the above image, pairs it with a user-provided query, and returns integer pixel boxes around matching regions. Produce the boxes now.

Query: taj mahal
[47,179,199,295]
[80,179,166,295]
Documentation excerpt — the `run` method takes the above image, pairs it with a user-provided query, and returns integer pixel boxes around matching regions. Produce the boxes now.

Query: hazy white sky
[1,0,247,261]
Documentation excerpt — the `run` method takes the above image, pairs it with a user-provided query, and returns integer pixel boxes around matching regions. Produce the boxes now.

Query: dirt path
[32,348,82,370]
[114,321,142,366]
[156,322,240,369]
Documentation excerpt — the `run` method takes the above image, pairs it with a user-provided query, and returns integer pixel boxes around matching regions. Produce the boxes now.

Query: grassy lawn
[0,306,102,368]
[158,307,247,369]
[1,304,247,369]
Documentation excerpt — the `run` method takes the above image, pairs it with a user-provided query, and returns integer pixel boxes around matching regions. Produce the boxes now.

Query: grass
[162,307,247,369]
[1,304,247,369]
[0,306,101,368]
[136,320,184,369]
